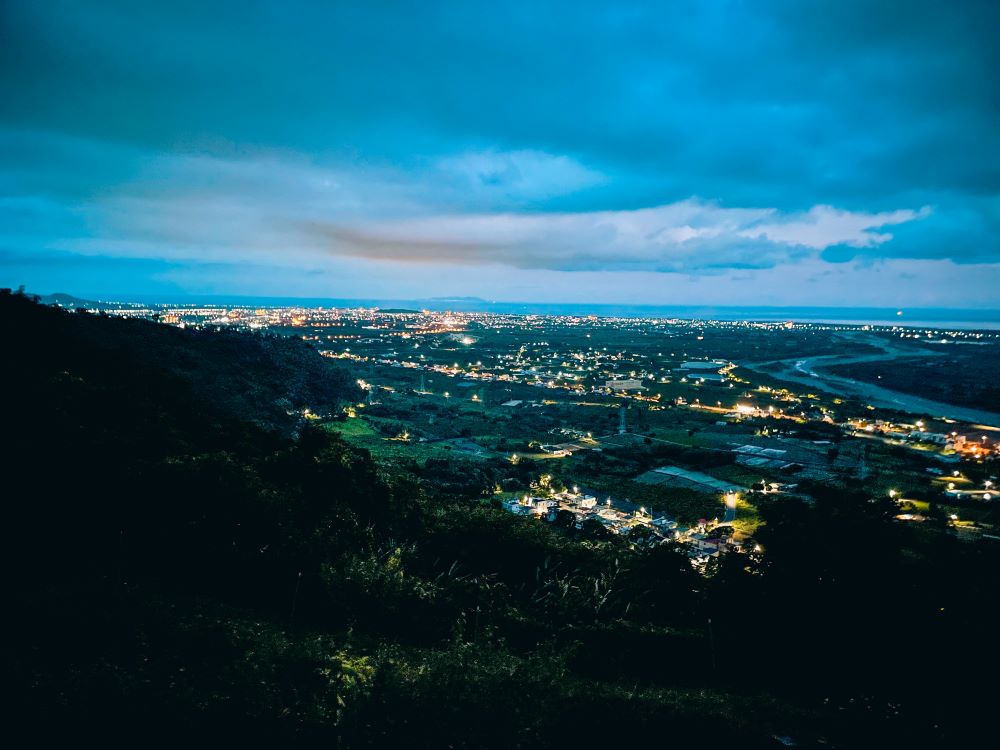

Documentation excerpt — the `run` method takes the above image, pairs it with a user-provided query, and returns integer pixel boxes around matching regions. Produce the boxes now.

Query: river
[740,333,1000,428]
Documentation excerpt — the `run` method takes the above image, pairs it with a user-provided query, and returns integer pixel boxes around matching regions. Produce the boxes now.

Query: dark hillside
[2,289,361,434]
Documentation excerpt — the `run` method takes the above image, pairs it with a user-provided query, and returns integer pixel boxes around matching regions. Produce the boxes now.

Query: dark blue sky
[2,0,998,305]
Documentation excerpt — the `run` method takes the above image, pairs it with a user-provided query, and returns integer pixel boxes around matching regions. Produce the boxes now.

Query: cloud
[0,131,963,277]
[0,130,989,283]
[823,196,1000,264]
[4,0,997,210]
[303,199,930,272]
[434,149,605,202]
[738,205,932,249]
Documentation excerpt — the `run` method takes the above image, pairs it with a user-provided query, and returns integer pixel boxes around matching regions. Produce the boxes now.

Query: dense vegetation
[5,290,998,747]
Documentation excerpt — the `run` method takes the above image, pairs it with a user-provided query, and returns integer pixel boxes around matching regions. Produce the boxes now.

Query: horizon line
[29,289,1000,315]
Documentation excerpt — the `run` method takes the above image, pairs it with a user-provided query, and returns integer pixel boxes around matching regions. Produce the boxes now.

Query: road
[741,333,1000,428]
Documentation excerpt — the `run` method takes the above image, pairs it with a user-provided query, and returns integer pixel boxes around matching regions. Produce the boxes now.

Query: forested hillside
[4,289,998,748]
[3,289,360,435]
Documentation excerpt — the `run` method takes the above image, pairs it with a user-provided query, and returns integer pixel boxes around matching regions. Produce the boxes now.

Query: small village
[503,485,746,563]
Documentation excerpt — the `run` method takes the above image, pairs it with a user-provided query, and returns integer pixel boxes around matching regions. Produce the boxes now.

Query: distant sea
[83,294,1000,331]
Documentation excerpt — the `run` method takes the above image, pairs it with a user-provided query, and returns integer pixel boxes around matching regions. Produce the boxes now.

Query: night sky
[2,1,998,306]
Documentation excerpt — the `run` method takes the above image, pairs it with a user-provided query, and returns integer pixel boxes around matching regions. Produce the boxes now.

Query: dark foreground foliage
[3,290,998,748]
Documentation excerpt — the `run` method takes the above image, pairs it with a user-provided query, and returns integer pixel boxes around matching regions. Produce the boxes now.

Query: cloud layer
[307,201,932,272]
